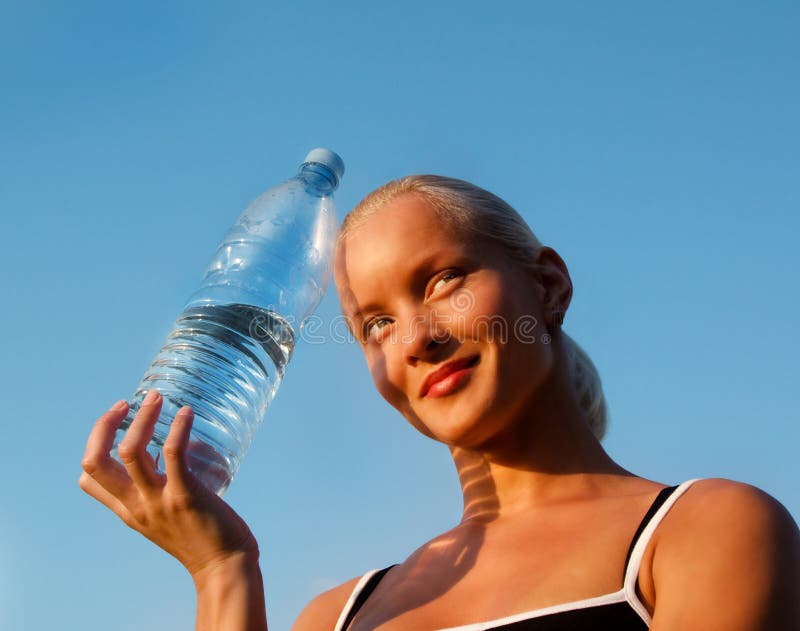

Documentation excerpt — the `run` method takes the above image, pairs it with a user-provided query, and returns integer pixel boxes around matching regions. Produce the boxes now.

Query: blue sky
[1,2,798,629]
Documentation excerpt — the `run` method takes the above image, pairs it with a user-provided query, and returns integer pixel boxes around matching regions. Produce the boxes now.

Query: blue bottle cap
[303,148,345,185]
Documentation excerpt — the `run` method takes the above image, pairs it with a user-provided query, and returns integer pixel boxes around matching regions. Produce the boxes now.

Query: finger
[78,471,139,531]
[118,390,165,492]
[82,400,137,499]
[82,400,128,467]
[163,406,198,493]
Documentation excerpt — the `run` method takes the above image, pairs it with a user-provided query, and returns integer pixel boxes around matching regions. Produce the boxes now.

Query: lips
[420,355,480,398]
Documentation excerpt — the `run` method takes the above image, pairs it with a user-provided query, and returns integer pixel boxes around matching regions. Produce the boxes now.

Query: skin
[80,192,800,631]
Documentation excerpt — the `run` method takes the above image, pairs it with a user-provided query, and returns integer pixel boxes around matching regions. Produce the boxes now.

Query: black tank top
[335,480,699,631]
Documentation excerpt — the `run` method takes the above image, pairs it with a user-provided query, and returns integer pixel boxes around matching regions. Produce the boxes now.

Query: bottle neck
[298,163,338,195]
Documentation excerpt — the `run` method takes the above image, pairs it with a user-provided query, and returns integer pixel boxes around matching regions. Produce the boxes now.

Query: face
[334,194,558,449]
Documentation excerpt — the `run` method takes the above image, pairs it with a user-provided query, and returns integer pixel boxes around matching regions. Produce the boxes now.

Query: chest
[347,508,649,631]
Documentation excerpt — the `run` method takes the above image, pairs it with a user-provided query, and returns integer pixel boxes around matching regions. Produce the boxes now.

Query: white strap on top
[333,568,383,631]
[623,478,701,625]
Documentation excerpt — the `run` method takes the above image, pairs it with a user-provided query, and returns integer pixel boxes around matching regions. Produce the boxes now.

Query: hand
[79,391,259,579]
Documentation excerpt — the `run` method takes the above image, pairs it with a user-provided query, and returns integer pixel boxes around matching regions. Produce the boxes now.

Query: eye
[429,271,461,297]
[364,316,393,342]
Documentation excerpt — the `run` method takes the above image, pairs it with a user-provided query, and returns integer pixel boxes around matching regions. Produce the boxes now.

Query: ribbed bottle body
[113,304,293,495]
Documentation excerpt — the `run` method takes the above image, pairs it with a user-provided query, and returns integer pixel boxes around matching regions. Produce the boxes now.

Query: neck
[450,340,631,524]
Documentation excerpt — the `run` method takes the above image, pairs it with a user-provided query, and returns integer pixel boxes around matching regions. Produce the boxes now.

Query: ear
[531,246,573,327]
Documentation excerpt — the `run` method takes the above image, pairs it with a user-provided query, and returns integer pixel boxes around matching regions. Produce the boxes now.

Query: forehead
[349,193,462,249]
[334,194,470,314]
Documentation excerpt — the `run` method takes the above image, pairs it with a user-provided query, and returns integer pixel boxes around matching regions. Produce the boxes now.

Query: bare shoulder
[660,478,798,544]
[292,575,362,631]
[649,478,800,631]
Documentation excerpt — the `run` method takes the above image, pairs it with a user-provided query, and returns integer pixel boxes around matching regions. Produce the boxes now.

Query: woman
[80,176,800,630]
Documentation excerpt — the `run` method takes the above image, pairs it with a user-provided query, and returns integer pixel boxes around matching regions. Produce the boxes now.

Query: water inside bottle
[112,303,295,495]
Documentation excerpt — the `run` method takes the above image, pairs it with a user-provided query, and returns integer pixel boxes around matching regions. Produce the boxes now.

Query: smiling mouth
[420,355,480,398]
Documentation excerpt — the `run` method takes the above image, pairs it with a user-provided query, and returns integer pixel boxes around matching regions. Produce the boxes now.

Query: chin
[411,391,504,449]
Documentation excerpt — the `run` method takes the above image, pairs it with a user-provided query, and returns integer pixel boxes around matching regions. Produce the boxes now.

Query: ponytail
[562,332,608,440]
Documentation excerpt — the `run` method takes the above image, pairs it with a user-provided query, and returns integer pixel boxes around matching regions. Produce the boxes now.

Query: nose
[404,311,451,366]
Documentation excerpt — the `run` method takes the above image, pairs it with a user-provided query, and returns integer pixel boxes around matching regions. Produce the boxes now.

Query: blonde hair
[339,175,608,440]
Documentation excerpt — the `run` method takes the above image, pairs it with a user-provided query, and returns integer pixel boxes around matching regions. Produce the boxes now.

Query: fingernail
[143,390,161,405]
[112,400,128,411]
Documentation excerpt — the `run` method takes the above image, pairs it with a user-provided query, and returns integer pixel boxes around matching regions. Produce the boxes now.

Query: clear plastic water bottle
[112,148,344,495]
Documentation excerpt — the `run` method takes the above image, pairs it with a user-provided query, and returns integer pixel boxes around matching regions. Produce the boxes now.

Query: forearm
[193,552,268,631]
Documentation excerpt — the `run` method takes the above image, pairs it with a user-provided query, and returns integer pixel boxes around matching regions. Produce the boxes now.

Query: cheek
[367,349,435,438]
[476,277,540,341]
[457,287,514,342]
[366,348,408,410]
